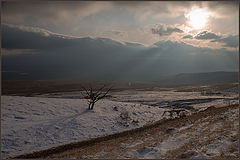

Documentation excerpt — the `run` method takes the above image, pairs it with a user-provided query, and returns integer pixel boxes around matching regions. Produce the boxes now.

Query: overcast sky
[1,1,239,81]
[2,1,239,48]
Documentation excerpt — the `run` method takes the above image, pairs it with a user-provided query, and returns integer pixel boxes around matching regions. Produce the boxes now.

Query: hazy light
[187,8,210,30]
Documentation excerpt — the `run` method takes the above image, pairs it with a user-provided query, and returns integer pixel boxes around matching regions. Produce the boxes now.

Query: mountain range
[2,24,238,85]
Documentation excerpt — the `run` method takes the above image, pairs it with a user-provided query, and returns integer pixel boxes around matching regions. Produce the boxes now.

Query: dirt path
[14,104,238,159]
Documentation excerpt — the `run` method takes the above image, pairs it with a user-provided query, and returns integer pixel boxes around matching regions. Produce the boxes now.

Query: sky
[2,1,239,48]
[1,1,239,81]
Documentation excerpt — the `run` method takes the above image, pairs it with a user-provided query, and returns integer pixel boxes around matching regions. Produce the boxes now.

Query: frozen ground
[116,107,239,159]
[1,96,165,158]
[52,105,238,159]
[1,88,238,158]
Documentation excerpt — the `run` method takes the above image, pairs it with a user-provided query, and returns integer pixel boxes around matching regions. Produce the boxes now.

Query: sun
[186,8,210,30]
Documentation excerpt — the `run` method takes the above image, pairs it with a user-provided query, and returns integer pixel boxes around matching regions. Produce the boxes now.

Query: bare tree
[81,85,112,110]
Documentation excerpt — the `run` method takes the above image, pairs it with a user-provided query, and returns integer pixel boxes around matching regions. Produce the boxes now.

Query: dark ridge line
[10,104,238,159]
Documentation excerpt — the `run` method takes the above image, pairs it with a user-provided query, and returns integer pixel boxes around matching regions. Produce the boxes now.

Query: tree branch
[94,85,106,97]
[80,85,90,97]
[97,86,112,100]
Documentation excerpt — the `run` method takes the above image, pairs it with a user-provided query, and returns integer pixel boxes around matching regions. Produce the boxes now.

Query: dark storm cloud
[204,1,239,12]
[2,1,238,46]
[182,35,193,39]
[3,24,236,55]
[2,24,238,81]
[2,1,110,25]
[211,35,239,48]
[151,24,183,36]
[4,1,235,24]
[2,24,77,50]
[183,31,238,48]
[112,1,238,18]
[195,31,222,40]
[111,1,171,15]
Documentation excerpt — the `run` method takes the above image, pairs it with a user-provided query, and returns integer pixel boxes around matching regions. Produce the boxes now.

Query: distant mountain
[158,71,238,86]
[2,24,238,82]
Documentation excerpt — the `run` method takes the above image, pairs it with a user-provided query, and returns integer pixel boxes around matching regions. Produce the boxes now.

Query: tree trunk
[88,103,91,110]
[90,102,95,110]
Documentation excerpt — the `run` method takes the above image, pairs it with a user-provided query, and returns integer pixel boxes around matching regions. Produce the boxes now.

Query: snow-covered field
[1,89,238,158]
[1,96,165,158]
